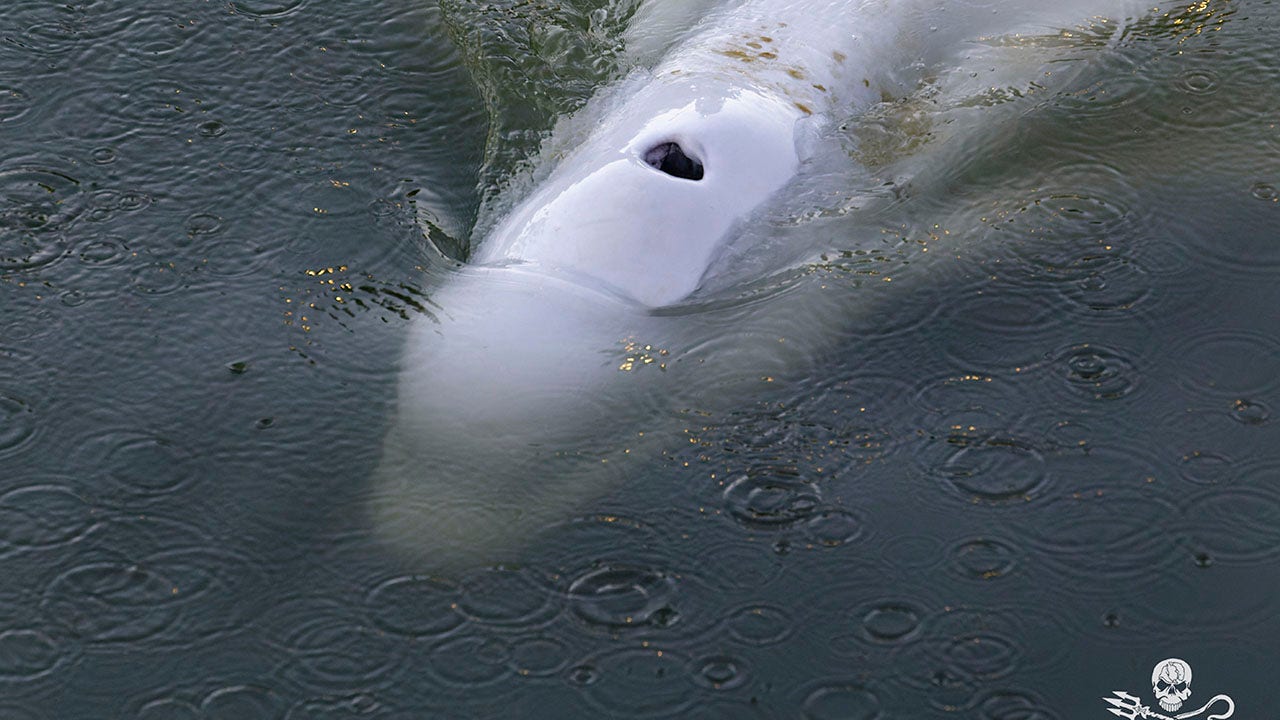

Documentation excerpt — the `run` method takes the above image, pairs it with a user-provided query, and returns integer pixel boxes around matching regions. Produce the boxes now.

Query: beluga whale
[369,0,1148,569]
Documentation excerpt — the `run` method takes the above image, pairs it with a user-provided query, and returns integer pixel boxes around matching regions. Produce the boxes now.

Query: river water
[1,0,1277,717]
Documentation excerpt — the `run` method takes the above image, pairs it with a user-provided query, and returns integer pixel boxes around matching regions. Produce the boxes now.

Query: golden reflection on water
[618,338,670,372]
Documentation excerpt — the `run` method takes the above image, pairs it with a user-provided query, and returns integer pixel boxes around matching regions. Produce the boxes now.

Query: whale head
[475,78,805,307]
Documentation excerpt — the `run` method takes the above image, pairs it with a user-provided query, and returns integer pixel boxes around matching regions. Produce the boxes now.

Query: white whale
[369,0,1146,569]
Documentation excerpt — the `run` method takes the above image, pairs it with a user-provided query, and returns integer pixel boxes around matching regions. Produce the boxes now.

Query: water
[1,0,1277,717]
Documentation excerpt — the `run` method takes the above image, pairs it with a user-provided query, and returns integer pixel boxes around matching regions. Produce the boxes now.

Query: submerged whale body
[370,0,1147,568]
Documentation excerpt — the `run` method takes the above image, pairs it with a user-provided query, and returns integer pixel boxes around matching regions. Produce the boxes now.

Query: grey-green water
[1,0,1278,717]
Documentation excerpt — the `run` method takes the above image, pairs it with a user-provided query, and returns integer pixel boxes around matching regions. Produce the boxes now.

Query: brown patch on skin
[718,49,756,62]
[760,35,773,42]
[718,38,782,64]
[812,83,827,92]
[786,68,805,80]
[794,102,813,115]
[832,51,847,63]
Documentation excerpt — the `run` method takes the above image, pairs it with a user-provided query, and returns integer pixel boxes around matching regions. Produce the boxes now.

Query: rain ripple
[1230,398,1271,426]
[201,685,287,720]
[1144,58,1278,134]
[947,536,1019,582]
[1175,328,1280,401]
[578,647,696,719]
[0,628,73,683]
[826,598,927,655]
[0,390,37,458]
[269,41,369,108]
[1016,478,1181,591]
[41,561,181,644]
[1175,68,1220,96]
[912,373,1026,425]
[1057,254,1151,316]
[139,545,268,646]
[979,175,1155,319]
[911,375,1052,503]
[696,542,785,592]
[1053,343,1139,400]
[799,681,882,720]
[889,606,1066,711]
[534,513,665,571]
[456,566,559,629]
[364,575,464,639]
[134,697,202,720]
[130,685,285,720]
[86,187,151,223]
[802,507,865,548]
[1065,570,1273,646]
[0,4,134,62]
[876,534,944,572]
[0,164,84,272]
[508,636,572,678]
[1180,481,1280,564]
[71,427,201,498]
[427,633,512,688]
[117,14,205,61]
[0,86,33,124]
[721,468,822,530]
[690,654,748,691]
[282,694,401,720]
[785,373,908,468]
[1050,48,1154,121]
[266,597,407,693]
[722,604,794,647]
[935,291,1067,372]
[567,564,680,630]
[913,424,1050,505]
[230,0,310,20]
[0,482,98,555]
[974,689,1060,720]
[74,234,130,265]
[1021,342,1142,406]
[77,79,211,141]
[128,255,197,296]
[860,602,924,644]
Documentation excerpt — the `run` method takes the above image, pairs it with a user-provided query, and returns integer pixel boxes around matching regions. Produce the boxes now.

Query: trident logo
[1103,659,1235,720]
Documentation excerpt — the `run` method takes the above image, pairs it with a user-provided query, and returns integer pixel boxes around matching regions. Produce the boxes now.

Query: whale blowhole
[644,141,704,180]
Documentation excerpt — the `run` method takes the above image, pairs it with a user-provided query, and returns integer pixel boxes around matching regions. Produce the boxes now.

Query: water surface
[1,0,1278,717]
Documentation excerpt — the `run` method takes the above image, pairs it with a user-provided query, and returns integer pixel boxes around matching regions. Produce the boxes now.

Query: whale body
[369,0,1147,569]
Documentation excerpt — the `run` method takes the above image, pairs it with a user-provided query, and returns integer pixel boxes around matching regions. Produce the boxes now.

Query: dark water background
[1,0,1278,717]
